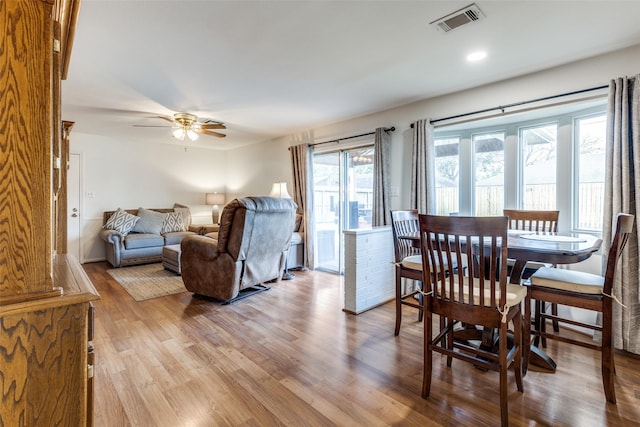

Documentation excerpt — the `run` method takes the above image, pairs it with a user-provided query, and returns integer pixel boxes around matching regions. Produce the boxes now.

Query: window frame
[572,111,608,232]
[433,102,607,234]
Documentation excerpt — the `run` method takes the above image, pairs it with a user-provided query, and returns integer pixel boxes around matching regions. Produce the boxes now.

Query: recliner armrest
[180,235,222,260]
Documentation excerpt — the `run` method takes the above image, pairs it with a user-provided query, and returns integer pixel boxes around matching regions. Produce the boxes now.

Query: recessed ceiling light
[467,51,487,62]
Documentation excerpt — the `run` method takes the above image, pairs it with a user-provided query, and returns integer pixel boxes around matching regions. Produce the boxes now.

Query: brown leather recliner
[180,196,297,303]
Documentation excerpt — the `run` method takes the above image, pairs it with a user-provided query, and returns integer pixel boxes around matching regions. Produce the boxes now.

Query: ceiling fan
[134,112,226,141]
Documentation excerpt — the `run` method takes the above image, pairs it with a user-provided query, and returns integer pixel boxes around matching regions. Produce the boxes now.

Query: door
[67,153,81,261]
[312,146,374,274]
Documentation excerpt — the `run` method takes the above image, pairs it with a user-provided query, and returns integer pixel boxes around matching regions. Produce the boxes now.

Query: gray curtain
[290,142,314,269]
[603,74,640,354]
[410,119,436,214]
[372,127,391,226]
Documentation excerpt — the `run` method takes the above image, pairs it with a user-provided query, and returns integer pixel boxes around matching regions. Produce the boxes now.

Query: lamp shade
[206,193,225,206]
[269,182,291,199]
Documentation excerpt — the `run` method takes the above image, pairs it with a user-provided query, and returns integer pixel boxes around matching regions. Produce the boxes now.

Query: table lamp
[206,192,225,224]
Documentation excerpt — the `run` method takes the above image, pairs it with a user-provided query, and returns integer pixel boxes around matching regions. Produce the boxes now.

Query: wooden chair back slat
[420,215,509,311]
[391,209,420,262]
[503,209,559,232]
[603,213,634,295]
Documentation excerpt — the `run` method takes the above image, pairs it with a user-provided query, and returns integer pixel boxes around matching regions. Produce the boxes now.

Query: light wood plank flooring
[84,262,640,426]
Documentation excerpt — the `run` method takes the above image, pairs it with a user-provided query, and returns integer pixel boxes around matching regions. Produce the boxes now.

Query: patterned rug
[107,263,187,301]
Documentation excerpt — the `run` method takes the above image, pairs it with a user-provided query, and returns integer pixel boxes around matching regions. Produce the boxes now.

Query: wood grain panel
[0,0,53,297]
[0,304,88,426]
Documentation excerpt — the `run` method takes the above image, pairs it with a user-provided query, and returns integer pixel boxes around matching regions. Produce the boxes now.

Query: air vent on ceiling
[430,3,485,33]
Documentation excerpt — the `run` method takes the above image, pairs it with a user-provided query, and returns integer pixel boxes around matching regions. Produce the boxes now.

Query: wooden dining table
[397,229,603,371]
[398,230,602,283]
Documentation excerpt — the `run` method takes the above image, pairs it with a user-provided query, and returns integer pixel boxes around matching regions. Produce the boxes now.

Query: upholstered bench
[162,244,182,274]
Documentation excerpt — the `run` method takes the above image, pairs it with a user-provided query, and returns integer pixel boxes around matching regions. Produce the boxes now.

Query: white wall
[71,133,227,261]
[224,137,293,200]
[239,44,640,212]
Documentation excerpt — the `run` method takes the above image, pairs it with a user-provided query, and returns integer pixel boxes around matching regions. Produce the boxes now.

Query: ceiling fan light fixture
[172,127,186,140]
[137,112,225,140]
[186,128,199,141]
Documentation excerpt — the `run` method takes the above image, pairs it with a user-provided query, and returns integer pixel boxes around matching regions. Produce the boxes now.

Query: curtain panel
[290,142,314,269]
[411,119,436,214]
[603,74,640,354]
[372,127,391,226]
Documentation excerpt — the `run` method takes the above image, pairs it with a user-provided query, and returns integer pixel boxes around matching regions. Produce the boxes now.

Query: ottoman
[162,244,182,274]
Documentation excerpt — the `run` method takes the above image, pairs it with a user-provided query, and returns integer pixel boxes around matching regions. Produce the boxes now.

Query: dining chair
[419,214,525,427]
[390,210,423,335]
[503,209,560,336]
[524,213,634,403]
[503,209,559,235]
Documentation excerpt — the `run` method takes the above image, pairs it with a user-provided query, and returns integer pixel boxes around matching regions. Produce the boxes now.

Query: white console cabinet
[343,227,395,314]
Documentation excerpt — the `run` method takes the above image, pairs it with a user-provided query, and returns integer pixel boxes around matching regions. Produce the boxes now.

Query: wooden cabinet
[0,1,98,425]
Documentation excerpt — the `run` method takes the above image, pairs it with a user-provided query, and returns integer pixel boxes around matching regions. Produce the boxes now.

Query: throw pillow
[103,208,139,235]
[132,207,166,234]
[161,212,185,233]
[173,203,191,229]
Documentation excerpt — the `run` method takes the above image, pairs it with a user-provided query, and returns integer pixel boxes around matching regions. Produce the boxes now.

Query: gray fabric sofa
[100,208,196,267]
[180,196,297,302]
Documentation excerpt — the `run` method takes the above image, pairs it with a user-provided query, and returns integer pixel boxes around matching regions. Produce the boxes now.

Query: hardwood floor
[84,262,640,426]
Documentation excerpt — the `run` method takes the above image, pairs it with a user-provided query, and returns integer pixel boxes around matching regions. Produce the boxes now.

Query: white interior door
[67,153,81,261]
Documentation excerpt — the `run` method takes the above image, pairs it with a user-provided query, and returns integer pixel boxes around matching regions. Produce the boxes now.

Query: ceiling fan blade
[200,129,226,138]
[198,123,226,130]
[133,124,173,128]
[155,115,175,123]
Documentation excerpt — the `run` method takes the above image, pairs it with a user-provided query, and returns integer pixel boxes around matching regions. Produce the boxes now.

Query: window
[474,132,505,216]
[434,137,460,216]
[521,123,557,210]
[575,114,606,231]
[434,101,607,232]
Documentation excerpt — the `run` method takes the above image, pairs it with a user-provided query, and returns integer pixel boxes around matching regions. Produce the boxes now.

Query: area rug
[107,263,187,301]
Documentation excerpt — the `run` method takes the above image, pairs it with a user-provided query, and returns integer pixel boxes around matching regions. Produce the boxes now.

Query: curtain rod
[309,126,395,147]
[410,85,608,128]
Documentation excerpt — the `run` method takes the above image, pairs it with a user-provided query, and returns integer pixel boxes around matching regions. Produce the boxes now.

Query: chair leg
[498,323,509,427]
[394,271,402,336]
[601,310,616,403]
[539,300,548,347]
[422,307,433,398]
[533,300,546,347]
[446,320,454,367]
[513,311,524,392]
[417,281,424,322]
[551,302,560,332]
[523,292,531,376]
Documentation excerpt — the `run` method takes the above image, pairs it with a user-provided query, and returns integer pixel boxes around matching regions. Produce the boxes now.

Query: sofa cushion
[103,208,139,235]
[124,233,165,249]
[133,207,166,234]
[162,211,185,233]
[163,231,197,245]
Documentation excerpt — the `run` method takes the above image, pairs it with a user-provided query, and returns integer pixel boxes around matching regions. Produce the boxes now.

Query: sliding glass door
[312,146,374,274]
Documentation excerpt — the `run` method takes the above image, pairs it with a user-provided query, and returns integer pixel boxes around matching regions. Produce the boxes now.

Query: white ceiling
[62,0,640,150]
